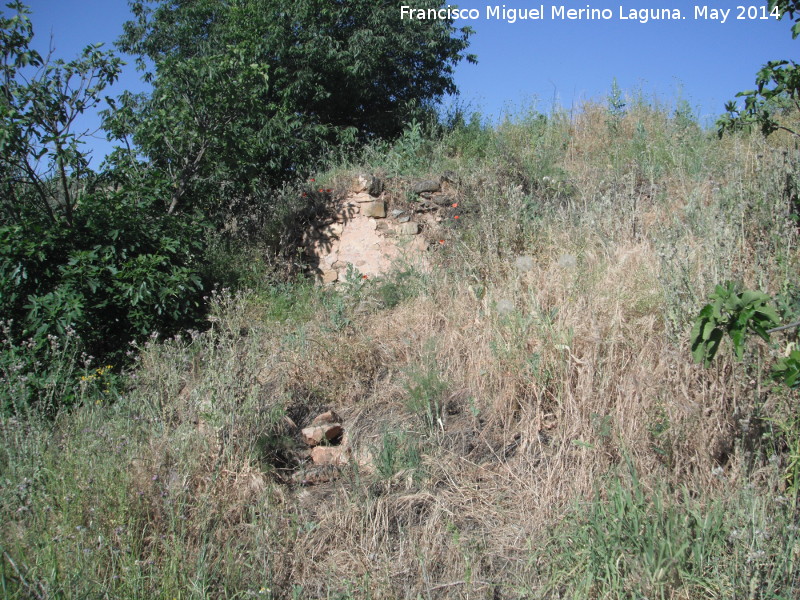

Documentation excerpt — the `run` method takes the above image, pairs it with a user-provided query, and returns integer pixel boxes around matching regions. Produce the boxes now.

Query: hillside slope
[2,102,799,599]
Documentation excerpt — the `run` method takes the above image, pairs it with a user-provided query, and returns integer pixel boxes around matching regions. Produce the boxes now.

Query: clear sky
[19,0,800,166]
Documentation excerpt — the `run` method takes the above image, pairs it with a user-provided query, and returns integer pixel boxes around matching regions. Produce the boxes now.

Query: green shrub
[0,189,209,412]
[374,268,426,310]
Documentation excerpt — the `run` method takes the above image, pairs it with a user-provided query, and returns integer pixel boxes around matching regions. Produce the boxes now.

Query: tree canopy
[0,1,206,398]
[0,0,122,228]
[112,0,476,214]
[717,0,800,137]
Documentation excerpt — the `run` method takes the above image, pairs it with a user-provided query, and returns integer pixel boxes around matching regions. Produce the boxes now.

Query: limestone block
[353,174,369,193]
[352,192,374,203]
[362,200,386,218]
[397,222,419,235]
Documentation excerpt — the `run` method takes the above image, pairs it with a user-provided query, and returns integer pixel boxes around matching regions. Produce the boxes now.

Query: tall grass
[2,96,799,598]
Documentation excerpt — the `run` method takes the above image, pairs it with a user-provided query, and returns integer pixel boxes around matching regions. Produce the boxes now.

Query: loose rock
[301,423,343,446]
[352,192,374,203]
[353,174,370,193]
[362,201,386,218]
[312,410,341,426]
[412,179,440,194]
[311,446,349,467]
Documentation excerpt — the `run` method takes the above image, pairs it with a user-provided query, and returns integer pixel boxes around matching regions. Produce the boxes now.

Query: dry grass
[2,101,799,599]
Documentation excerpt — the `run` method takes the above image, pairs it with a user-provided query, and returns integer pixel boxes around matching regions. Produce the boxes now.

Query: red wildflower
[452,203,458,208]
[454,215,460,220]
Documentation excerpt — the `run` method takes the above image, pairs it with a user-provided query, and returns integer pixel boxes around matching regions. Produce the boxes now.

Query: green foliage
[404,360,448,431]
[773,349,800,387]
[764,406,800,494]
[0,0,123,228]
[0,189,208,411]
[718,1,800,138]
[0,5,213,412]
[442,107,492,161]
[690,282,780,367]
[691,283,800,496]
[0,320,82,413]
[373,429,423,480]
[112,0,475,218]
[718,60,800,138]
[690,283,800,389]
[381,118,433,175]
[548,468,710,597]
[771,0,800,38]
[606,77,627,131]
[545,462,800,598]
[3,191,206,353]
[373,268,426,310]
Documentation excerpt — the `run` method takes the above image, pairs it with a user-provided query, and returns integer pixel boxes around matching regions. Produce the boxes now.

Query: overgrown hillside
[2,99,799,599]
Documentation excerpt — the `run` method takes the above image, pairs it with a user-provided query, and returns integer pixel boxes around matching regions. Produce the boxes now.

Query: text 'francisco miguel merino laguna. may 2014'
[400,5,780,24]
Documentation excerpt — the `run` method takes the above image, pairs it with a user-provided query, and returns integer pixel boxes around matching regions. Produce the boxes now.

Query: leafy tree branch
[718,0,800,137]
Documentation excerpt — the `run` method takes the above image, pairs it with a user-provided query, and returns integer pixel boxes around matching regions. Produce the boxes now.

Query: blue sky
[19,0,800,166]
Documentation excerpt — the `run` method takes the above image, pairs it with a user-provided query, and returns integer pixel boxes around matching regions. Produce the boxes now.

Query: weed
[404,360,448,431]
[373,429,423,480]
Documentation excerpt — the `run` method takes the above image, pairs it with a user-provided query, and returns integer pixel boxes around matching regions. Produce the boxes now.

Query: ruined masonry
[305,174,457,283]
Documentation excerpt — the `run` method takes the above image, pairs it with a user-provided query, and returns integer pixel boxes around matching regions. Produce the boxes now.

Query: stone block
[312,410,341,425]
[362,200,386,218]
[412,179,441,194]
[353,174,369,193]
[310,446,349,467]
[301,423,343,446]
[397,222,419,235]
[352,192,374,203]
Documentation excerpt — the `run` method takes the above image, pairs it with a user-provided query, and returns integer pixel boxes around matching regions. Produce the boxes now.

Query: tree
[717,0,800,137]
[111,0,476,216]
[0,0,123,228]
[0,2,208,411]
